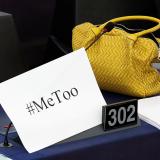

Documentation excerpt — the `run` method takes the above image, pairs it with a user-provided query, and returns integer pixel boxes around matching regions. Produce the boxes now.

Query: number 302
[108,105,135,127]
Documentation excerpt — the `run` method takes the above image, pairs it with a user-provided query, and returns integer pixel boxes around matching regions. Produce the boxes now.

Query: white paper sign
[138,96,160,129]
[0,48,106,153]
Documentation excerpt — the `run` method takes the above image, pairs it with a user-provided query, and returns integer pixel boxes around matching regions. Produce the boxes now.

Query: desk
[0,91,160,160]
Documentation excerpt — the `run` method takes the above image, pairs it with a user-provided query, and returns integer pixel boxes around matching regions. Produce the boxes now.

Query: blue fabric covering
[0,91,160,160]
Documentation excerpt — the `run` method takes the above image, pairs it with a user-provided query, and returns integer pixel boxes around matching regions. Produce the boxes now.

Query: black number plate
[102,99,139,131]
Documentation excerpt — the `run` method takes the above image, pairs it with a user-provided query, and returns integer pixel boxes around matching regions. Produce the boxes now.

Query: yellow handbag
[72,16,160,97]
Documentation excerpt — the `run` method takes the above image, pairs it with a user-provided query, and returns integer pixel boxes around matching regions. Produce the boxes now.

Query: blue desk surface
[0,91,160,160]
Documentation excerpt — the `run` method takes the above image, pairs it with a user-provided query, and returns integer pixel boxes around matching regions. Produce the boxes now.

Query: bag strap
[92,16,160,41]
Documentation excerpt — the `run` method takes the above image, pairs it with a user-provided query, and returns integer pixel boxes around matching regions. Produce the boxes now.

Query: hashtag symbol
[26,103,35,115]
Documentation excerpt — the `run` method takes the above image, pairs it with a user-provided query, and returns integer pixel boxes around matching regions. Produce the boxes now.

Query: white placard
[0,154,12,160]
[138,96,160,129]
[0,48,106,153]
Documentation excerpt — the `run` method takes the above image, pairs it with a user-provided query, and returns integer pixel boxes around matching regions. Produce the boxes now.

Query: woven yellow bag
[72,16,160,97]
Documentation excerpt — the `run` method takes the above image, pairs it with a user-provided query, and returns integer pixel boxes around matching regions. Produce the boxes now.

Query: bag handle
[92,16,160,41]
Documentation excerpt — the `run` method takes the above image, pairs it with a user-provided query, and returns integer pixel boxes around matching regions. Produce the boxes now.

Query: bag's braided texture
[72,22,160,97]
